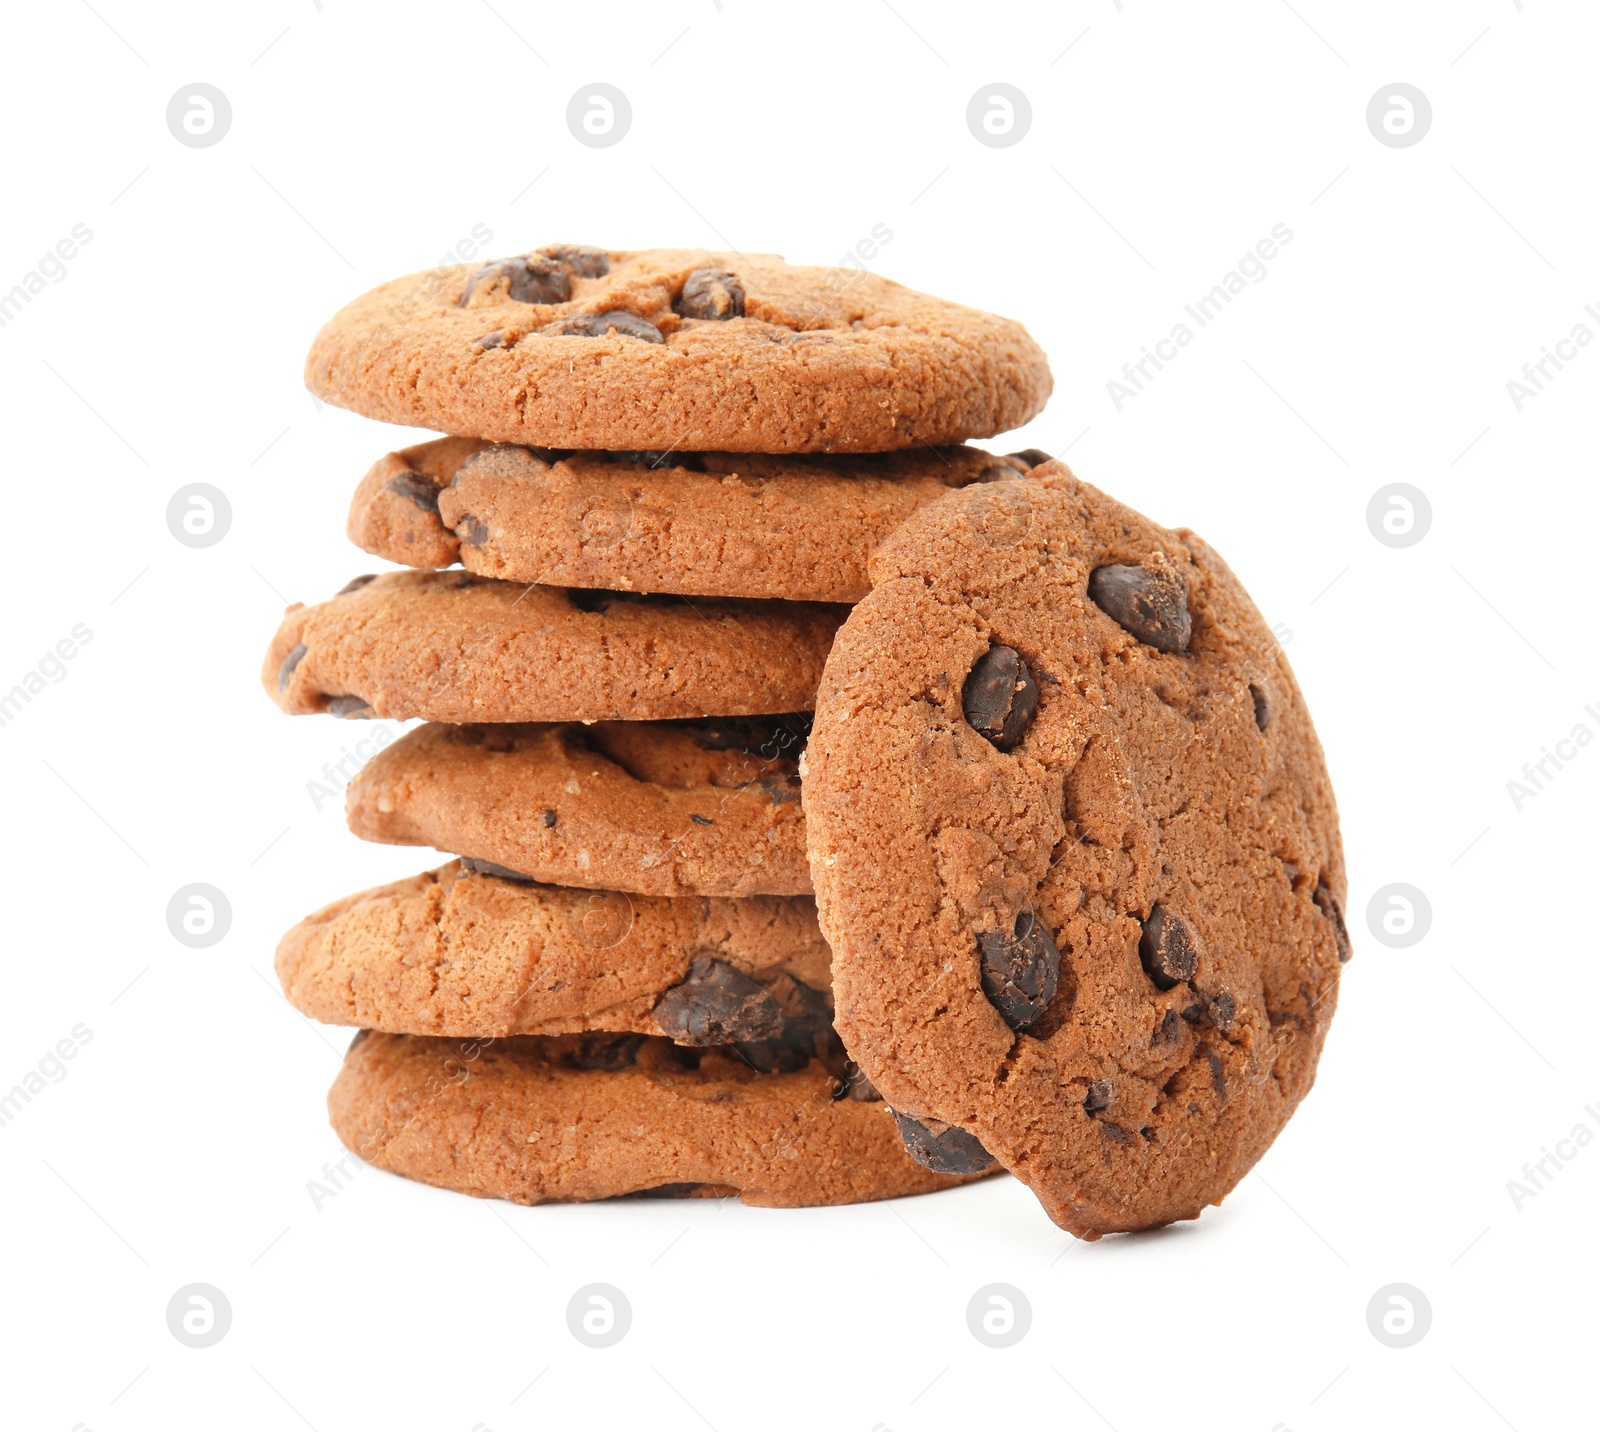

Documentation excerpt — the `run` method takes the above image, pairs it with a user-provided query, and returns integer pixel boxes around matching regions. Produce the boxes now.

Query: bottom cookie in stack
[280,861,988,1206]
[330,1030,979,1207]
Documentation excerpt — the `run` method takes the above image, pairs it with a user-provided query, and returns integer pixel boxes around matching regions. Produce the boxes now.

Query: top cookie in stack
[261,246,1052,1210]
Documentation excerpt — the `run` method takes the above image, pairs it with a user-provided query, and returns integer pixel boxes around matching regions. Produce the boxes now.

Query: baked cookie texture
[803,464,1349,1238]
[330,1029,986,1207]
[260,570,846,723]
[277,860,831,1043]
[348,437,1046,603]
[347,717,811,898]
[305,247,1051,453]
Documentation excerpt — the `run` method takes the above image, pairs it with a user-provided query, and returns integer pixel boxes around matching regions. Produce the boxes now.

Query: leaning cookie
[804,463,1349,1238]
[329,1030,987,1207]
[347,718,811,898]
[349,439,1051,603]
[261,571,846,723]
[277,860,832,1049]
[306,246,1051,453]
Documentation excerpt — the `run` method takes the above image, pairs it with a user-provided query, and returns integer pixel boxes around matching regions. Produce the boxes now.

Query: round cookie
[305,246,1051,453]
[348,438,1050,603]
[261,571,845,723]
[277,860,833,1050]
[803,463,1350,1238]
[347,717,812,898]
[329,1030,984,1207]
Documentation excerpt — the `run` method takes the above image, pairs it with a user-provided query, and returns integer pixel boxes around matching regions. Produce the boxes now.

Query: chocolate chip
[1313,880,1352,962]
[277,644,307,692]
[891,1112,995,1175]
[1140,1125,1157,1141]
[652,957,784,1045]
[1083,1080,1113,1113]
[1088,561,1192,653]
[835,1060,881,1102]
[540,244,609,278]
[754,771,802,805]
[567,589,613,614]
[1209,990,1237,1029]
[1139,905,1199,989]
[564,1033,646,1071]
[326,696,373,719]
[689,814,713,826]
[553,311,665,343]
[458,856,537,882]
[961,644,1039,751]
[542,808,557,828]
[677,267,745,320]
[1007,448,1054,468]
[455,515,488,546]
[733,973,832,1073]
[473,331,506,350]
[975,465,1016,483]
[1153,1008,1183,1044]
[460,256,571,306]
[336,574,378,595]
[978,910,1060,1032]
[1250,682,1271,731]
[1204,1047,1227,1100]
[383,471,441,514]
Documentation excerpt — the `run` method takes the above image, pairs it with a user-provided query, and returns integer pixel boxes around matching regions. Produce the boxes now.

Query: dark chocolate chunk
[961,644,1039,751]
[540,244,610,278]
[336,574,378,595]
[689,814,713,826]
[1140,1125,1157,1141]
[1208,990,1237,1029]
[1153,1008,1183,1044]
[734,972,832,1073]
[1204,1046,1227,1100]
[754,771,802,805]
[1007,448,1054,468]
[978,910,1060,1032]
[1088,561,1192,653]
[541,808,557,828]
[567,589,613,614]
[1249,682,1271,731]
[652,957,784,1045]
[835,1060,882,1102]
[676,267,745,320]
[1313,880,1352,962]
[1139,905,1199,989]
[892,1112,995,1174]
[455,514,489,546]
[473,331,506,350]
[564,1033,646,1071]
[277,643,307,692]
[1083,1080,1113,1113]
[384,471,442,515]
[326,696,373,719]
[458,856,536,883]
[460,256,571,306]
[553,311,665,343]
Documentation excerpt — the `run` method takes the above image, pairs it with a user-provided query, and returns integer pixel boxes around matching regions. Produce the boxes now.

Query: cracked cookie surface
[329,1029,991,1207]
[348,438,1048,603]
[260,570,846,723]
[305,246,1051,453]
[347,717,811,897]
[803,464,1349,1237]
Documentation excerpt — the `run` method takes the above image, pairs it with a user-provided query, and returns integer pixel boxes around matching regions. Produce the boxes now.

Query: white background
[1,2,1594,1428]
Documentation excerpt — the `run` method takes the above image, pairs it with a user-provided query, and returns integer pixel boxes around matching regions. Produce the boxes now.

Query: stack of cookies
[261,245,1058,1209]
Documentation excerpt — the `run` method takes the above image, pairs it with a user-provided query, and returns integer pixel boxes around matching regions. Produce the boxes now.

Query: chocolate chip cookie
[803,463,1349,1237]
[329,1029,988,1207]
[349,438,1049,603]
[278,860,833,1048]
[261,571,846,723]
[347,717,811,898]
[305,247,1051,453]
